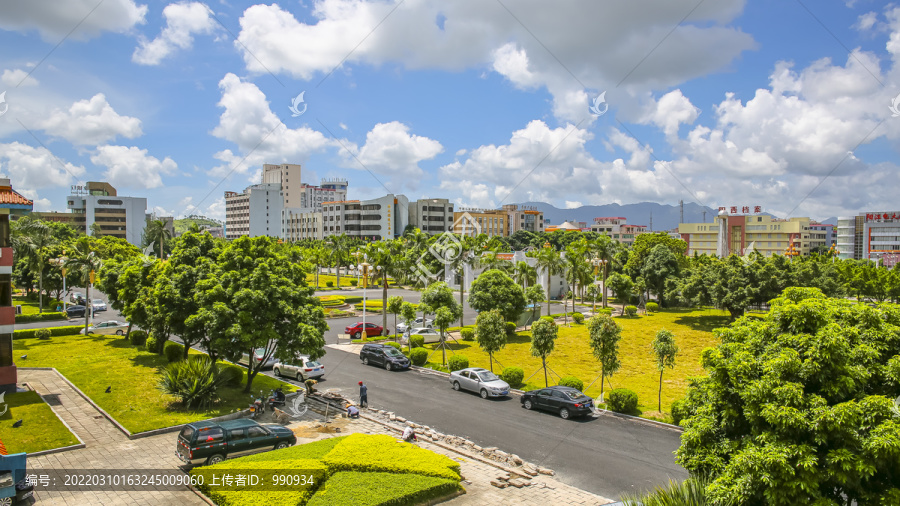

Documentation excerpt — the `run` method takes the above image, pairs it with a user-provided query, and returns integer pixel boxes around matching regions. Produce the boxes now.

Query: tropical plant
[587,314,621,402]
[158,356,229,410]
[532,246,565,317]
[650,329,678,412]
[474,309,506,372]
[530,318,558,387]
[145,219,173,258]
[468,269,527,323]
[64,237,103,335]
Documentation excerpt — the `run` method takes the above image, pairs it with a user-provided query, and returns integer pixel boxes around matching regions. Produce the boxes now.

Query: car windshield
[561,390,583,399]
[384,348,404,358]
[93,299,103,303]
[478,372,500,382]
[305,361,321,367]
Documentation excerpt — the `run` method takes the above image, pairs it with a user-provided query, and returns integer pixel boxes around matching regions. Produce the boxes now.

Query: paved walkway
[20,369,207,506]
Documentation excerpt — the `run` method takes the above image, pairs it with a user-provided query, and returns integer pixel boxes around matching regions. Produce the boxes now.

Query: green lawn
[13,296,64,315]
[422,307,729,418]
[0,390,80,454]
[306,273,357,288]
[14,333,298,433]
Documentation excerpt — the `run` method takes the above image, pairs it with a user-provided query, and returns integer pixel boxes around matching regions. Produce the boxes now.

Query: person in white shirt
[401,426,417,442]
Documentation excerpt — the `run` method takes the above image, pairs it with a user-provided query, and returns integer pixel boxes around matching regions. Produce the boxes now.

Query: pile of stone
[365,409,555,477]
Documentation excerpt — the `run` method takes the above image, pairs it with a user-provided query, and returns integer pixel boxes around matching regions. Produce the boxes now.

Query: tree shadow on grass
[672,314,732,333]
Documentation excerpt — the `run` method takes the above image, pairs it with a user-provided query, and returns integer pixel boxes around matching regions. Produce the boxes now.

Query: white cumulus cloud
[133,2,216,65]
[40,94,143,145]
[91,145,177,189]
[0,0,147,41]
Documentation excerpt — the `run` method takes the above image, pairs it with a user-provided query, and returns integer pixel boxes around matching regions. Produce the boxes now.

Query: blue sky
[0,0,898,222]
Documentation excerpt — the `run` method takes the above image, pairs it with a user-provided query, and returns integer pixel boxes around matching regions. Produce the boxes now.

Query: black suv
[359,343,410,371]
[176,419,296,466]
[521,386,594,420]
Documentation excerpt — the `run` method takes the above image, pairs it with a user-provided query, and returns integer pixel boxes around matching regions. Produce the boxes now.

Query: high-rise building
[590,217,648,246]
[679,214,812,257]
[837,212,900,266]
[408,198,454,235]
[453,209,507,237]
[502,204,544,235]
[65,182,147,246]
[262,163,302,208]
[322,195,409,241]
[224,183,283,239]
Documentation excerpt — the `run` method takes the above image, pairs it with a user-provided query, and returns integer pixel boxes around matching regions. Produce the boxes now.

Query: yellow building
[453,209,508,237]
[678,215,812,257]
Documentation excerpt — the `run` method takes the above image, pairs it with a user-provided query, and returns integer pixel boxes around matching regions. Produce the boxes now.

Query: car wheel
[560,408,571,420]
[275,442,290,450]
[206,454,225,465]
[274,368,281,377]
[480,389,489,399]
[0,496,11,506]
[523,399,533,410]
[362,357,369,366]
[115,330,124,335]
[384,362,392,371]
[452,381,461,391]
[354,332,361,339]
[295,371,304,381]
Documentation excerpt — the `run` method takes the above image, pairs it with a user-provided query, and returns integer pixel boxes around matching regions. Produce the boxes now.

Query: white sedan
[80,320,129,335]
[92,298,107,312]
[396,317,433,334]
[401,327,442,344]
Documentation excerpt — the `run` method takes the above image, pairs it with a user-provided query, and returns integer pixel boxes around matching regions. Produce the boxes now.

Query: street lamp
[360,259,370,334]
[50,256,68,312]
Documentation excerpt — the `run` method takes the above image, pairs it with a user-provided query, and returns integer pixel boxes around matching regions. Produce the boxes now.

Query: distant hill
[174,216,222,236]
[518,201,718,231]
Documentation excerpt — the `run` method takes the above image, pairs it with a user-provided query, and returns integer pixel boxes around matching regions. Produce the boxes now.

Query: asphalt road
[274,346,686,500]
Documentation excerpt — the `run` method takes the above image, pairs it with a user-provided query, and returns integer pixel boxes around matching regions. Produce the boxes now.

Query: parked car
[176,419,295,466]
[240,348,277,369]
[273,356,325,381]
[80,320,130,335]
[401,327,441,344]
[449,367,510,399]
[91,298,107,312]
[65,305,93,318]
[345,322,386,339]
[70,292,84,304]
[520,386,594,420]
[396,317,433,334]
[359,343,411,371]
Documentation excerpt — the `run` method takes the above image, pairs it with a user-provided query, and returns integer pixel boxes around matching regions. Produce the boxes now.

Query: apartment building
[408,198,454,235]
[679,214,812,257]
[808,222,835,251]
[590,217,648,246]
[298,178,348,209]
[66,182,147,246]
[322,194,409,241]
[453,209,507,237]
[262,163,302,208]
[837,212,900,266]
[224,183,283,239]
[284,208,324,241]
[502,204,544,234]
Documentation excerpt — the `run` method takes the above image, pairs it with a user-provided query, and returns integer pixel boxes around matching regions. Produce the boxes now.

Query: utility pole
[649,211,653,232]
[679,200,684,224]
[702,210,707,223]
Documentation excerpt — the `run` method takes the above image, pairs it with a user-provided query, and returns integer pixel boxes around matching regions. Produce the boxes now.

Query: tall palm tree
[365,239,405,333]
[327,234,351,287]
[65,238,102,335]
[445,233,487,326]
[565,240,589,316]
[533,246,565,316]
[590,235,621,308]
[18,221,56,313]
[513,260,537,291]
[145,219,173,258]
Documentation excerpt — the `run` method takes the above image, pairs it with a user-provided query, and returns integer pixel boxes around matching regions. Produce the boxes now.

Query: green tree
[326,234,352,288]
[64,237,103,335]
[624,233,687,280]
[525,284,544,330]
[606,272,634,313]
[420,282,462,366]
[677,288,900,504]
[18,220,56,312]
[209,236,327,392]
[530,318,558,387]
[387,295,403,337]
[475,309,506,372]
[650,328,678,412]
[444,234,486,326]
[468,269,527,323]
[641,244,680,308]
[587,315,622,401]
[564,239,589,316]
[589,235,620,308]
[512,260,537,291]
[365,239,405,333]
[400,301,417,352]
[145,219,173,258]
[533,246,565,316]
[433,306,456,367]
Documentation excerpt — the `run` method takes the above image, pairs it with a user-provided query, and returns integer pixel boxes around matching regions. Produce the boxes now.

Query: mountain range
[516,202,838,232]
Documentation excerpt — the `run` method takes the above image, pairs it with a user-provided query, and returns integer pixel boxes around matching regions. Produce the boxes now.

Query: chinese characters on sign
[865,213,900,221]
[718,206,762,214]
[70,184,89,196]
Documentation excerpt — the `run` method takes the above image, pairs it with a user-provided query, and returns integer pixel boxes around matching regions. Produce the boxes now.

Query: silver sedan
[80,320,130,335]
[449,367,511,399]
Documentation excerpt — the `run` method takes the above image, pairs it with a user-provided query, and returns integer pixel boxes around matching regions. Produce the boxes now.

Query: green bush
[219,364,244,387]
[145,333,167,354]
[350,279,358,286]
[322,433,460,480]
[607,388,638,414]
[499,367,524,388]
[409,348,428,366]
[164,341,184,362]
[460,328,474,341]
[409,335,425,349]
[572,312,584,324]
[326,281,334,287]
[598,308,613,316]
[35,328,51,340]
[384,342,402,351]
[15,311,67,323]
[318,295,346,307]
[505,322,517,338]
[158,356,228,409]
[308,472,459,506]
[671,399,689,426]
[13,325,83,340]
[646,302,659,313]
[343,296,363,304]
[540,316,554,322]
[129,330,147,346]
[624,305,638,317]
[447,355,469,372]
[558,376,584,392]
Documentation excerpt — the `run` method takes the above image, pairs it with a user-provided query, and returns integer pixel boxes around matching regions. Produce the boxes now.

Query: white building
[224,183,283,239]
[408,198,454,235]
[66,181,147,246]
[443,250,569,300]
[284,208,324,241]
[322,194,409,241]
[837,212,900,266]
[299,178,348,209]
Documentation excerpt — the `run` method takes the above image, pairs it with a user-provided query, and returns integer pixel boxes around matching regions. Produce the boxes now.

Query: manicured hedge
[624,305,638,317]
[646,302,659,313]
[15,312,67,323]
[408,335,425,349]
[607,388,638,414]
[308,471,459,506]
[384,342,402,351]
[558,376,584,392]
[13,325,83,340]
[447,355,469,372]
[193,459,326,506]
[671,399,689,426]
[129,330,147,346]
[322,434,460,480]
[505,322,517,338]
[409,348,428,366]
[318,295,346,308]
[572,312,584,324]
[164,341,184,362]
[500,367,524,388]
[343,296,364,304]
[460,328,474,341]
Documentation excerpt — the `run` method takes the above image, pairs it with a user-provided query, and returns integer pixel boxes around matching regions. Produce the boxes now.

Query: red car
[345,322,387,339]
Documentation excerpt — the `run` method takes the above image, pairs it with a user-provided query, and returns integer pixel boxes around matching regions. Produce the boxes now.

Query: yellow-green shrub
[322,434,460,480]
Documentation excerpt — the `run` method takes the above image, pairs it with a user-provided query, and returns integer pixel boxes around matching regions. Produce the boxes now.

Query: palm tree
[446,234,487,326]
[565,240,589,316]
[590,236,621,308]
[365,239,405,333]
[18,221,56,312]
[533,246,565,316]
[145,219,173,258]
[65,238,102,335]
[513,261,537,291]
[327,234,351,287]
[306,244,327,289]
